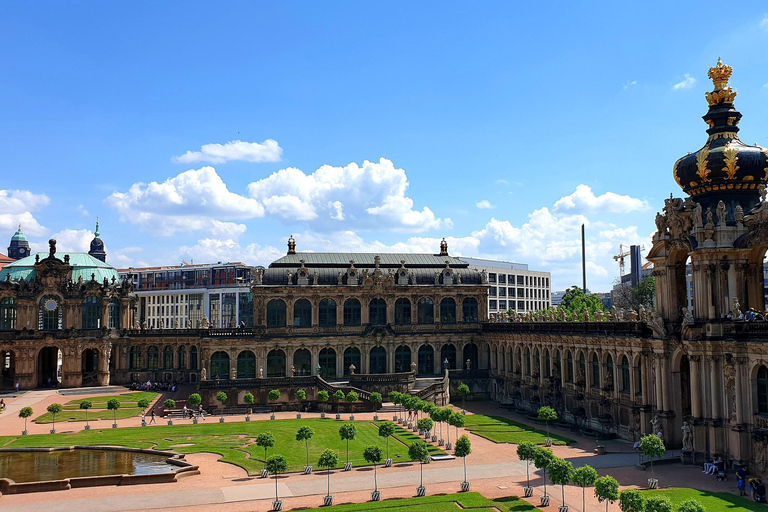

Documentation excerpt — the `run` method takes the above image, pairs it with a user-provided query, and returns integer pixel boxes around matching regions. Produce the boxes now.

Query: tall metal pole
[581,224,587,293]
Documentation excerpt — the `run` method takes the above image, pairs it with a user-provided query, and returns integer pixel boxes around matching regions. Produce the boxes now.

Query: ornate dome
[10,225,28,243]
[673,59,768,216]
[88,220,106,263]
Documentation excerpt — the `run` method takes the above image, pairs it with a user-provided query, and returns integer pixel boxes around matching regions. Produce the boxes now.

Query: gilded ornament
[722,141,739,179]
[762,147,768,181]
[707,131,739,142]
[708,57,733,89]
[696,146,711,182]
[673,157,683,187]
[727,116,739,126]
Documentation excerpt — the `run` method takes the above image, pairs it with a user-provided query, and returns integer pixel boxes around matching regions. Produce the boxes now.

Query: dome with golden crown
[673,59,768,214]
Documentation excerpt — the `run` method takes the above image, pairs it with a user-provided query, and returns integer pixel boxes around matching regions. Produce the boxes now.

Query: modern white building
[458,257,551,319]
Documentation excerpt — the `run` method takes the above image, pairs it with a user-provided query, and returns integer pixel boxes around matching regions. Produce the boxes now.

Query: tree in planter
[408,440,430,493]
[243,393,254,417]
[137,398,150,414]
[370,392,382,417]
[107,398,120,426]
[295,389,307,416]
[618,489,645,512]
[449,411,465,440]
[79,400,93,429]
[268,389,281,417]
[639,434,666,487]
[216,391,228,419]
[317,390,329,416]
[19,406,33,433]
[644,495,673,512]
[188,393,202,409]
[266,454,288,507]
[317,449,339,501]
[388,391,400,420]
[377,421,396,461]
[333,390,345,416]
[47,402,63,432]
[363,445,383,497]
[256,431,276,470]
[516,442,537,492]
[594,475,619,512]
[456,382,470,411]
[537,406,558,445]
[296,425,315,469]
[454,435,471,488]
[429,407,442,441]
[547,457,573,510]
[345,391,358,418]
[163,399,176,424]
[532,447,554,500]
[417,417,433,438]
[571,464,598,512]
[339,423,356,466]
[677,500,705,512]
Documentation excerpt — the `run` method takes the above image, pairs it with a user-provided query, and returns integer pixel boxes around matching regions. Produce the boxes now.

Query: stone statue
[761,184,768,203]
[480,269,488,284]
[410,272,417,285]
[648,309,666,339]
[594,309,604,321]
[286,270,292,284]
[655,212,667,235]
[349,364,356,375]
[290,364,296,377]
[705,207,714,228]
[201,316,210,329]
[681,421,693,452]
[230,367,237,380]
[692,201,703,227]
[638,304,647,321]
[134,320,140,330]
[337,271,343,285]
[174,319,179,329]
[312,270,319,285]
[159,318,165,329]
[731,297,742,319]
[411,361,417,373]
[650,413,662,438]
[434,271,440,285]
[603,370,613,390]
[583,308,590,322]
[466,358,471,370]
[628,309,638,321]
[456,272,461,284]
[141,320,147,330]
[558,308,566,322]
[201,367,207,381]
[735,204,744,224]
[259,366,263,378]
[716,200,727,225]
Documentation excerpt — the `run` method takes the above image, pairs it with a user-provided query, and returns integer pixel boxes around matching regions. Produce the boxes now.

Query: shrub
[317,390,329,402]
[645,496,673,512]
[163,399,176,409]
[618,489,644,512]
[594,475,619,506]
[677,500,705,512]
[188,393,202,406]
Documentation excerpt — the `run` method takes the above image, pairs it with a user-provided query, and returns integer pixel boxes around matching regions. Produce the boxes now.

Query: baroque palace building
[3,59,768,474]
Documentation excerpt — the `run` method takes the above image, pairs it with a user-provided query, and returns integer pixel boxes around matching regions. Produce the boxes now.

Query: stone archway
[81,348,99,386]
[0,348,16,390]
[38,346,62,387]
[418,344,434,375]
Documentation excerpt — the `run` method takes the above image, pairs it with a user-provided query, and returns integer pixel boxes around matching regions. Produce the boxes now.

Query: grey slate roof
[270,253,469,268]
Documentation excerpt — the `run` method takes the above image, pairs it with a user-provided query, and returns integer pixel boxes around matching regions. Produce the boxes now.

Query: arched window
[343,347,361,375]
[554,349,561,378]
[163,345,173,369]
[369,298,387,325]
[319,347,336,378]
[147,345,159,370]
[343,299,361,326]
[108,298,120,329]
[369,346,387,373]
[591,353,600,388]
[635,359,643,397]
[417,298,434,324]
[620,355,630,393]
[533,348,540,376]
[294,348,311,375]
[418,345,434,374]
[178,346,187,370]
[394,298,411,325]
[82,297,102,329]
[524,347,531,375]
[0,298,16,330]
[578,352,586,383]
[267,349,286,377]
[293,299,312,328]
[129,346,142,369]
[462,298,479,323]
[463,343,478,370]
[210,351,230,379]
[758,366,768,414]
[543,349,551,378]
[441,344,457,370]
[190,346,198,370]
[318,299,337,327]
[39,295,62,331]
[395,345,411,373]
[267,299,286,328]
[606,354,614,389]
[566,350,573,382]
[440,298,456,324]
[237,350,256,378]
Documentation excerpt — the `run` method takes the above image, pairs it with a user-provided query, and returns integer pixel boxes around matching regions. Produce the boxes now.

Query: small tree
[268,389,280,415]
[243,392,254,413]
[339,423,357,464]
[137,398,150,412]
[47,402,63,432]
[645,495,673,512]
[532,447,554,497]
[454,435,472,484]
[571,464,598,512]
[363,445,383,492]
[619,489,645,512]
[296,425,315,467]
[79,400,93,428]
[408,440,430,489]
[19,406,33,432]
[107,398,120,424]
[216,391,228,418]
[345,391,358,416]
[317,390,329,404]
[295,389,307,413]
[188,393,202,408]
[370,392,382,414]
[256,431,276,470]
[677,500,705,512]
[456,382,470,410]
[377,421,396,459]
[318,448,339,498]
[639,434,666,485]
[516,442,537,489]
[333,390,345,414]
[537,406,558,443]
[417,417,433,436]
[548,457,574,509]
[266,454,288,504]
[164,398,176,410]
[449,411,465,439]
[594,475,620,512]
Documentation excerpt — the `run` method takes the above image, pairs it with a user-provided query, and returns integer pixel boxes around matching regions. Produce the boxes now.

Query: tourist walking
[149,409,157,424]
[198,404,205,420]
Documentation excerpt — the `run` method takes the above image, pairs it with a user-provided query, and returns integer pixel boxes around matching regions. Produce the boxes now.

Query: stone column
[336,348,344,379]
[654,354,664,411]
[661,355,671,412]
[690,355,702,418]
[735,358,746,424]
[710,357,722,419]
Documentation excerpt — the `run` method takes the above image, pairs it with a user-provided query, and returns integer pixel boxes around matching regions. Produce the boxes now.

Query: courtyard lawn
[642,487,764,511]
[462,414,574,445]
[34,391,158,423]
[0,418,442,475]
[310,492,536,512]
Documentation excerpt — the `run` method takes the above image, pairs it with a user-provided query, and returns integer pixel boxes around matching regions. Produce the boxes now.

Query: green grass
[35,392,158,423]
[642,487,764,511]
[462,414,574,445]
[312,492,537,511]
[0,418,443,475]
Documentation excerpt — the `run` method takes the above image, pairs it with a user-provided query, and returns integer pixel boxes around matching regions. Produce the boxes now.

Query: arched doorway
[343,347,361,375]
[394,345,411,373]
[441,343,457,370]
[210,351,230,379]
[369,346,386,374]
[38,346,62,387]
[293,348,311,375]
[319,348,336,379]
[81,348,99,386]
[1,349,16,390]
[237,350,256,378]
[418,345,434,375]
[463,343,478,370]
[267,349,286,377]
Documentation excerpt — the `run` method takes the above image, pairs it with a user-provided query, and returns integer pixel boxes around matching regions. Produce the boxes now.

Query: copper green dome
[10,225,27,242]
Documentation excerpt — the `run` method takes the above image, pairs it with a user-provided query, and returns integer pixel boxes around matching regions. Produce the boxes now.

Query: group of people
[726,307,768,321]
[129,380,178,392]
[181,404,205,420]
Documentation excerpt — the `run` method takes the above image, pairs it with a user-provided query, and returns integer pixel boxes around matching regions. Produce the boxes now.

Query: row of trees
[387,391,466,444]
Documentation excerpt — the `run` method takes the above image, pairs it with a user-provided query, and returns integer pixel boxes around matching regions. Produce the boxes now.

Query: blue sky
[2,2,768,292]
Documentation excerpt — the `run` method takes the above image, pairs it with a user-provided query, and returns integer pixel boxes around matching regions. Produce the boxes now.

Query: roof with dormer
[270,253,469,268]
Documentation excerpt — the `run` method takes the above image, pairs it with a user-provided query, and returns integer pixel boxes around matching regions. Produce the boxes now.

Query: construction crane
[614,244,631,277]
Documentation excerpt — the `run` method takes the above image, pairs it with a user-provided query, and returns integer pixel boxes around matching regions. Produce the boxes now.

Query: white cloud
[761,14,768,31]
[295,231,481,256]
[476,200,496,209]
[179,238,283,266]
[76,205,89,217]
[623,80,637,90]
[0,189,50,237]
[672,74,696,90]
[247,158,450,232]
[172,139,283,164]
[553,184,649,214]
[105,166,265,235]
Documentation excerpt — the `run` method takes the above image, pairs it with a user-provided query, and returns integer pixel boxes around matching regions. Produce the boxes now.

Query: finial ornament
[287,235,296,255]
[705,58,737,106]
[94,217,100,238]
